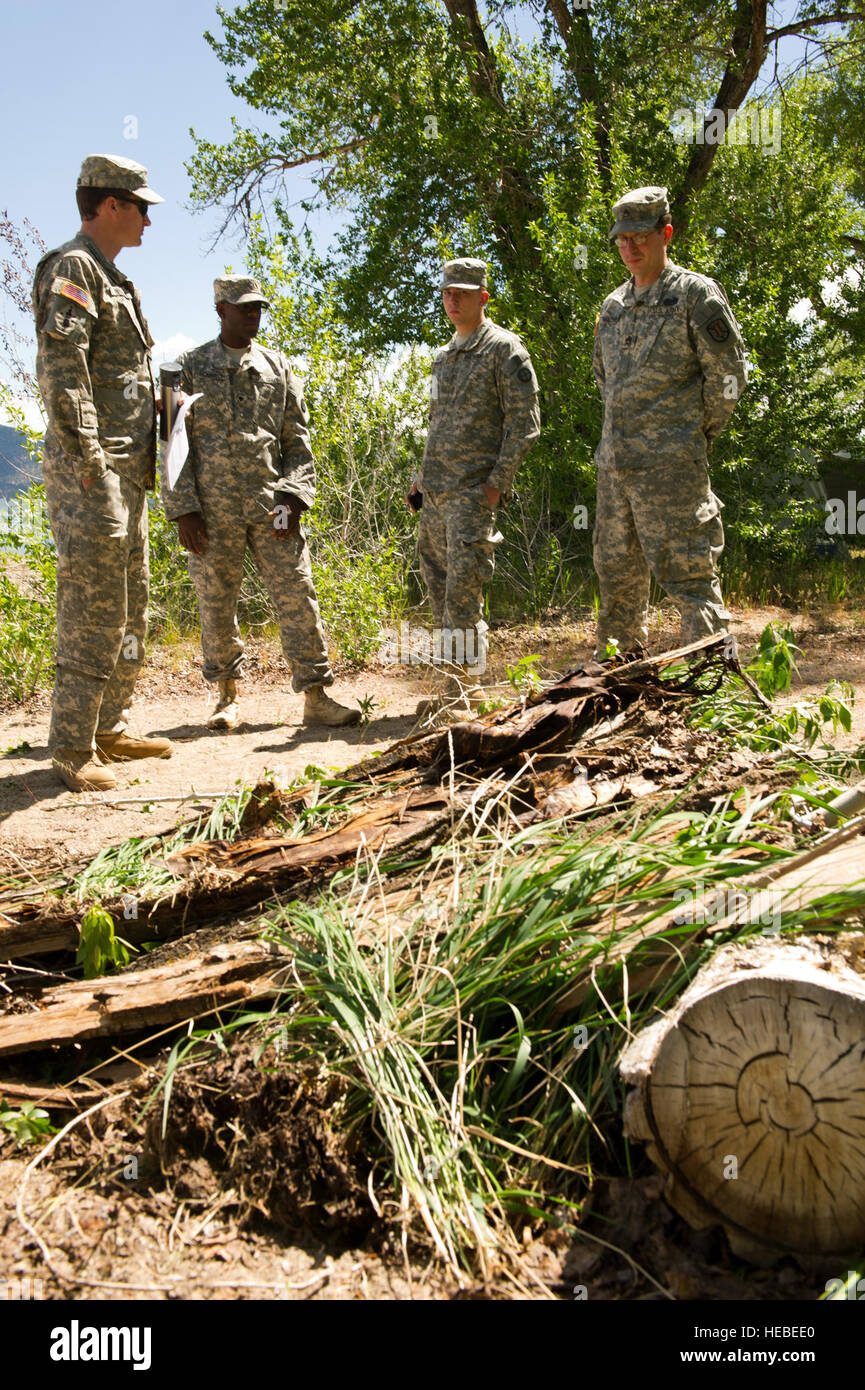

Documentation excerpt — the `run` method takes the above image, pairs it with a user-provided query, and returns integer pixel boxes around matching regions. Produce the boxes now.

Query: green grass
[141,776,865,1279]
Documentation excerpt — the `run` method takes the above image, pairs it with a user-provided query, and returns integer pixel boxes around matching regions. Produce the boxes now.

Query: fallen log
[619,937,865,1264]
[0,786,454,963]
[554,820,865,1016]
[345,634,733,783]
[0,938,292,1057]
[0,637,767,968]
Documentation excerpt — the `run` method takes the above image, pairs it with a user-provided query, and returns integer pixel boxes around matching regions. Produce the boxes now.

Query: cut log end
[620,939,865,1262]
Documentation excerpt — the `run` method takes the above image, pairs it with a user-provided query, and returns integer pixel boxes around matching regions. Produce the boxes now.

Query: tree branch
[542,0,611,187]
[545,0,572,42]
[442,0,504,105]
[766,11,865,43]
[673,0,769,235]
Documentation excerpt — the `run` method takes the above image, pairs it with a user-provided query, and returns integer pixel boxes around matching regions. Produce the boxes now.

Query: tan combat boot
[95,731,173,761]
[52,747,118,793]
[303,685,361,727]
[207,679,239,731]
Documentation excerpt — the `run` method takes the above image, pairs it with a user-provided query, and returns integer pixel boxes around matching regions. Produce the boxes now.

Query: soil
[2,604,864,869]
[1,603,865,1301]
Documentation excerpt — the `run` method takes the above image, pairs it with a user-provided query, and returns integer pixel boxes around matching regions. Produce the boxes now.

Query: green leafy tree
[189,2,864,604]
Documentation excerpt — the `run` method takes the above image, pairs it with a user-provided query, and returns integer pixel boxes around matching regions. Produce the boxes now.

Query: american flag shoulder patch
[55,279,94,312]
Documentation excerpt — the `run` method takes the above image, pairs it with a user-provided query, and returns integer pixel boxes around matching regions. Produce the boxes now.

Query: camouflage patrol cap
[77,154,164,204]
[441,258,488,290]
[609,185,670,240]
[213,275,269,307]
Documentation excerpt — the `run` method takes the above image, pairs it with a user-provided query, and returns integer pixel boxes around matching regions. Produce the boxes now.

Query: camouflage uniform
[418,261,541,670]
[160,335,332,692]
[32,155,161,753]
[592,187,747,652]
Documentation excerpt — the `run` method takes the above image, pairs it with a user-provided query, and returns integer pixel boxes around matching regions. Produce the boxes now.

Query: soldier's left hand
[269,493,306,540]
[482,483,501,508]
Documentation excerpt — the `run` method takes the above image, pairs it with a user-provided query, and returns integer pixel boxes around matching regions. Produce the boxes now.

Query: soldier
[160,276,359,729]
[33,154,172,792]
[591,185,747,656]
[407,258,540,709]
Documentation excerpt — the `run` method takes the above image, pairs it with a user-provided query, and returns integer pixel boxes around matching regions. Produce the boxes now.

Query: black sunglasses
[118,197,150,217]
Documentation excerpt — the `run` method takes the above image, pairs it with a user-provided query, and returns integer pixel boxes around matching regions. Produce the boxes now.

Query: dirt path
[2,607,864,871]
[0,649,430,869]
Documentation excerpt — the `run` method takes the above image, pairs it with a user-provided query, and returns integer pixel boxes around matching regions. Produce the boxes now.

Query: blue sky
[0,0,339,424]
[0,0,818,431]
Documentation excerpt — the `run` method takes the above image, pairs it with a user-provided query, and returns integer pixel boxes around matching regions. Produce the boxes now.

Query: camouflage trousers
[42,445,148,752]
[593,459,730,653]
[187,516,332,691]
[417,488,502,672]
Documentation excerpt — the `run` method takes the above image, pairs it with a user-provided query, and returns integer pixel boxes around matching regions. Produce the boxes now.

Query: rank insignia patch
[706,316,731,343]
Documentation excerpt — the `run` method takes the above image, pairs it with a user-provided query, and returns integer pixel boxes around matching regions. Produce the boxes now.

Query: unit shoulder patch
[706,316,731,343]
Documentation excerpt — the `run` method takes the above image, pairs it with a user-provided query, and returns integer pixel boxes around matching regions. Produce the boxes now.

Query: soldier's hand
[482,482,501,508]
[269,494,305,541]
[406,481,421,510]
[177,512,208,554]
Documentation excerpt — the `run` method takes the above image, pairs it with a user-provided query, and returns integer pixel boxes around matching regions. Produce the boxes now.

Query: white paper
[163,393,203,489]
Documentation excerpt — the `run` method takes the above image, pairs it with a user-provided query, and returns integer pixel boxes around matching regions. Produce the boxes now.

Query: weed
[0,1101,54,1147]
[76,905,134,978]
[506,654,543,696]
[357,693,378,726]
[750,621,800,697]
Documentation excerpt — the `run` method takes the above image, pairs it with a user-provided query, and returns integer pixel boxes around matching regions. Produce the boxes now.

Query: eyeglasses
[615,229,657,248]
[118,197,150,218]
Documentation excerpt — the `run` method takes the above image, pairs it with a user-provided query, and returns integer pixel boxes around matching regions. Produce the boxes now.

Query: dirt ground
[2,604,864,870]
[2,604,865,1301]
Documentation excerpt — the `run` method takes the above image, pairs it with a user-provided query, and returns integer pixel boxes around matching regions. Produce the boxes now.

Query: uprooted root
[144,1046,376,1245]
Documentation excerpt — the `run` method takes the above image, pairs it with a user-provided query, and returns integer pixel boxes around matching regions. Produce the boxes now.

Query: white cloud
[0,389,46,434]
[151,333,197,366]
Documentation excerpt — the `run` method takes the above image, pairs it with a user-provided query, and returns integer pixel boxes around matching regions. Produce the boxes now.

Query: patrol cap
[609,185,670,240]
[213,275,269,307]
[77,154,164,204]
[441,258,488,290]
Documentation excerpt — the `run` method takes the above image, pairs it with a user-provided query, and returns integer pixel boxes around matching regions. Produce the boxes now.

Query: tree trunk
[620,938,865,1264]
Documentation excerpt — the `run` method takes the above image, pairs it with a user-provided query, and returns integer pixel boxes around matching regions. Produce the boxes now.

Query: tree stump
[619,938,865,1264]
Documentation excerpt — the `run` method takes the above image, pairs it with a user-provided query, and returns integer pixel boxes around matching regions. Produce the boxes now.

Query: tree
[189,1,865,602]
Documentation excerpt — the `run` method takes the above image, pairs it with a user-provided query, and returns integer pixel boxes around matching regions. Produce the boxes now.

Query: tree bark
[0,939,292,1058]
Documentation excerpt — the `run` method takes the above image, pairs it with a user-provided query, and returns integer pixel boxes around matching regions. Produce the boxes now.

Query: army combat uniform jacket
[160,336,332,692]
[33,233,157,489]
[161,338,316,524]
[421,319,541,496]
[592,261,746,470]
